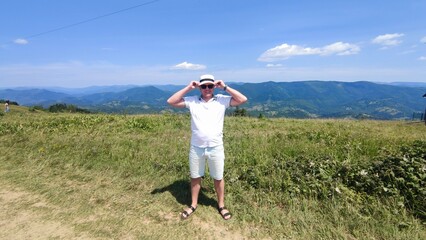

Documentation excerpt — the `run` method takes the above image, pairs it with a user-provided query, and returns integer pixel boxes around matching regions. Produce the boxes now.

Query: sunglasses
[200,84,214,89]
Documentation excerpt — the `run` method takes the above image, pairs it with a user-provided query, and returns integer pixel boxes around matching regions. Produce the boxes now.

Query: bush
[28,105,45,112]
[0,99,19,106]
[355,140,426,221]
[281,140,426,220]
[344,140,426,220]
[235,137,426,221]
[232,106,248,117]
[48,103,90,113]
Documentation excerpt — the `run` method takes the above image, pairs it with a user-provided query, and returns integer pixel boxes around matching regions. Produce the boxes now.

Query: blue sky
[1,0,426,88]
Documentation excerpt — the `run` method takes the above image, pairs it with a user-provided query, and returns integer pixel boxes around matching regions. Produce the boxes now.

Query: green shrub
[28,105,45,112]
[344,140,426,220]
[233,129,426,221]
[48,103,91,113]
[126,116,160,131]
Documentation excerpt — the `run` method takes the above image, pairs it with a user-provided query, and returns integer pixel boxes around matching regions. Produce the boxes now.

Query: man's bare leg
[190,177,202,208]
[214,178,231,220]
[181,177,201,219]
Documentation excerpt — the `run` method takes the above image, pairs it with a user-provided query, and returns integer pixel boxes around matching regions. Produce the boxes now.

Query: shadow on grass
[151,179,217,207]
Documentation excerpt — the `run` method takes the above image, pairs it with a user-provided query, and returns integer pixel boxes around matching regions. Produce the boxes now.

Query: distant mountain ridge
[0,89,79,106]
[387,82,426,88]
[236,81,426,119]
[1,81,425,119]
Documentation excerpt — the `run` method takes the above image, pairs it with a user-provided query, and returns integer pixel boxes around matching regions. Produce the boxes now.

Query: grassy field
[1,106,425,239]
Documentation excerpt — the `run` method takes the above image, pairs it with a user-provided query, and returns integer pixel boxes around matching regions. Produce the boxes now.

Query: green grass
[1,107,425,239]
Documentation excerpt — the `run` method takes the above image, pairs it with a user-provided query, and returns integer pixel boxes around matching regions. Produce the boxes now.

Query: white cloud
[14,38,29,45]
[421,36,426,44]
[419,56,426,61]
[371,33,404,47]
[321,42,360,56]
[171,61,206,70]
[258,42,360,62]
[266,63,283,68]
[258,44,320,62]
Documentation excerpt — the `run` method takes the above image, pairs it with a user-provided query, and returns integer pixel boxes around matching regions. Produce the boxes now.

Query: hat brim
[199,79,215,85]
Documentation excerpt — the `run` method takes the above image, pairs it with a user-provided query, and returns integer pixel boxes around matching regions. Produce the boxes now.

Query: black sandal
[181,205,196,220]
[218,206,232,220]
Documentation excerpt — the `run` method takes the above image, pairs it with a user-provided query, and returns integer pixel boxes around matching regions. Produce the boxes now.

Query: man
[167,74,247,220]
[4,100,10,112]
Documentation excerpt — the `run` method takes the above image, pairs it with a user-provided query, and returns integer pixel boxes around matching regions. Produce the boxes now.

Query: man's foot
[218,206,232,220]
[181,205,196,220]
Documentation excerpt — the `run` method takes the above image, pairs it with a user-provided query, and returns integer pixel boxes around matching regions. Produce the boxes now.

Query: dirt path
[0,180,250,240]
[0,182,93,240]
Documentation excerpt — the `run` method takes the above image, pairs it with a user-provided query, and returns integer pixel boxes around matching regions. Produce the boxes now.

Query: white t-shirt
[184,94,232,147]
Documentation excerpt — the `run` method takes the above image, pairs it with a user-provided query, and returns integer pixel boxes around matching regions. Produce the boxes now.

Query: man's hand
[189,81,199,89]
[214,80,226,89]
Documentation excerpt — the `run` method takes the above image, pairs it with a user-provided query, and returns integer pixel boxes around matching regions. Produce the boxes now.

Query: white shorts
[189,145,225,180]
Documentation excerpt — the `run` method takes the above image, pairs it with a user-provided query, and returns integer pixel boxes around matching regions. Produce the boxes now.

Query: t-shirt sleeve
[217,94,232,108]
[183,96,197,109]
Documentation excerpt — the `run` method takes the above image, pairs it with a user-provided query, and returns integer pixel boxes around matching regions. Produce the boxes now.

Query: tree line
[0,99,91,113]
[30,103,91,113]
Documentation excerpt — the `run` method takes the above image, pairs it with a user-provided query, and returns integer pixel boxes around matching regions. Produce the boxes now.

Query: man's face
[199,84,215,96]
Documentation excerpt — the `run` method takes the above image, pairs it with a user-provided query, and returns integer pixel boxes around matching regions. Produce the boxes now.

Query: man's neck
[201,94,214,102]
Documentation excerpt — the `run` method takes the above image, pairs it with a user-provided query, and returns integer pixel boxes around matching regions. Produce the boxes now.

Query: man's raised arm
[167,81,198,108]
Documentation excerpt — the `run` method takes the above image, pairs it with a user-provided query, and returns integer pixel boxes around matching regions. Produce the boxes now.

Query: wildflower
[335,187,341,194]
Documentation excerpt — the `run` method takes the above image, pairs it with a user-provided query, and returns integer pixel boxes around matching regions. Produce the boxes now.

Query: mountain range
[1,81,426,119]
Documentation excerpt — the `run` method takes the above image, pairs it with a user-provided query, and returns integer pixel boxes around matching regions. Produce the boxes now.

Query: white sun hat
[199,74,215,85]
